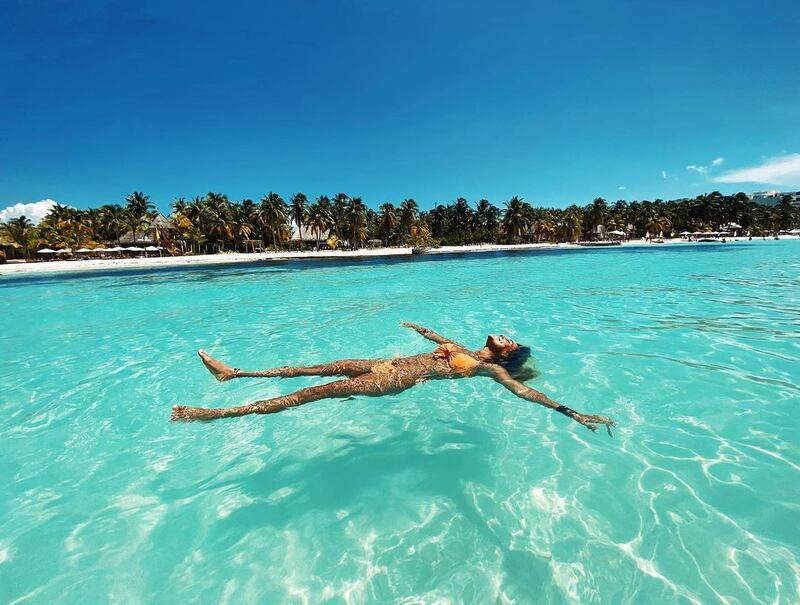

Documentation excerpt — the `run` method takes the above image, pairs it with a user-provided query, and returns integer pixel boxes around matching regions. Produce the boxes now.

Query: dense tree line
[2,190,799,259]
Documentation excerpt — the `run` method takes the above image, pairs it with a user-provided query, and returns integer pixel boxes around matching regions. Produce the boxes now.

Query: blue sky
[1,0,799,218]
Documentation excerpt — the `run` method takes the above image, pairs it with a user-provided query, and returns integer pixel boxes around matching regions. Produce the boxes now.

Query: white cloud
[711,153,800,187]
[661,170,668,179]
[0,199,61,225]
[617,186,626,190]
[686,157,725,176]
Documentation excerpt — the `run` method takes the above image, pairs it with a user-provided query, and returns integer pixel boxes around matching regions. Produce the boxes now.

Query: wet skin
[172,323,615,435]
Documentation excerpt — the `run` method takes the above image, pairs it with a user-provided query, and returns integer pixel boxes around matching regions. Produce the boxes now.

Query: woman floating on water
[172,323,615,435]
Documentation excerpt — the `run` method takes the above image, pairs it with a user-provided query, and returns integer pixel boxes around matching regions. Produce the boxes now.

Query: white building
[752,191,800,207]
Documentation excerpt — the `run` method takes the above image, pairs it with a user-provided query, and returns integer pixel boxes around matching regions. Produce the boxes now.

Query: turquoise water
[1,241,799,604]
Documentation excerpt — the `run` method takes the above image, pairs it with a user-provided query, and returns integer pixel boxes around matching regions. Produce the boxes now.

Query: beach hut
[291,225,331,250]
[119,214,176,245]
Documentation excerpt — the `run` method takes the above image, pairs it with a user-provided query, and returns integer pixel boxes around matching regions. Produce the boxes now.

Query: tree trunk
[297,220,303,252]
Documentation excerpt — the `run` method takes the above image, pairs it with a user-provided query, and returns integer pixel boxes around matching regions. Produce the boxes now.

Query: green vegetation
[2,191,799,259]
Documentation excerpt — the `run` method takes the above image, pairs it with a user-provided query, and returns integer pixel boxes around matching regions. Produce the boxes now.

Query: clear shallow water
[1,241,799,604]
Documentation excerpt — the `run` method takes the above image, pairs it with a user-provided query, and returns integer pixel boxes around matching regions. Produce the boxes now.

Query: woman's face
[486,334,519,356]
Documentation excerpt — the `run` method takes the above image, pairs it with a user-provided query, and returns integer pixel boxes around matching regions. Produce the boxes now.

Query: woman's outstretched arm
[484,365,616,435]
[401,322,460,346]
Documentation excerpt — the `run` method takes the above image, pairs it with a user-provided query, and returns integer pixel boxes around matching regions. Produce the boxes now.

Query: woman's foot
[198,349,236,381]
[172,405,218,421]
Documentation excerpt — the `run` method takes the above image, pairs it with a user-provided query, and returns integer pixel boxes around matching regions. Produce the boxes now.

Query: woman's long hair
[496,345,538,382]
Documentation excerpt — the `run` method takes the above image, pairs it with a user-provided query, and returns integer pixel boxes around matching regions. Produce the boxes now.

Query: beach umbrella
[144,246,160,251]
[106,246,124,252]
[94,247,109,252]
[37,248,56,254]
[680,231,691,235]
[56,248,72,254]
[126,246,145,252]
[76,247,93,253]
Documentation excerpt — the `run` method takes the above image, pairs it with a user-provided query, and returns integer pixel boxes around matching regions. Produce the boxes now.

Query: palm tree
[98,204,126,244]
[125,191,154,217]
[307,201,331,250]
[290,193,308,249]
[230,202,255,251]
[586,197,609,236]
[330,193,350,239]
[399,198,418,238]
[644,214,670,237]
[531,208,556,242]
[428,204,447,238]
[41,203,73,243]
[258,192,289,248]
[172,197,187,216]
[1,216,36,258]
[776,195,798,231]
[452,197,473,235]
[475,199,500,242]
[502,196,530,242]
[124,191,154,244]
[347,197,368,249]
[559,205,584,242]
[39,205,86,249]
[183,196,208,250]
[378,203,398,246]
[205,193,233,251]
[124,210,150,247]
[82,208,103,243]
[536,218,556,242]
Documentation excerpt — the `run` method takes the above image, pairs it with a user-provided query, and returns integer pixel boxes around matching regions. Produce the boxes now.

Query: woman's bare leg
[172,373,411,421]
[197,349,379,381]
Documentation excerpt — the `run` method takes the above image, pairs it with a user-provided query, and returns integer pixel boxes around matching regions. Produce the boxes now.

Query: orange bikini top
[434,343,480,375]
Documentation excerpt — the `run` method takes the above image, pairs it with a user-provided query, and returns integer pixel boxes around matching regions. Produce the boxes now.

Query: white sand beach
[0,237,777,277]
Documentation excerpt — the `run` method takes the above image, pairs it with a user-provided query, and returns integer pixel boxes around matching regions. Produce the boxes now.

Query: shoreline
[0,237,793,277]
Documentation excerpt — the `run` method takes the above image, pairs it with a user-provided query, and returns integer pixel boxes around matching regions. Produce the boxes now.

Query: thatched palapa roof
[291,225,330,242]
